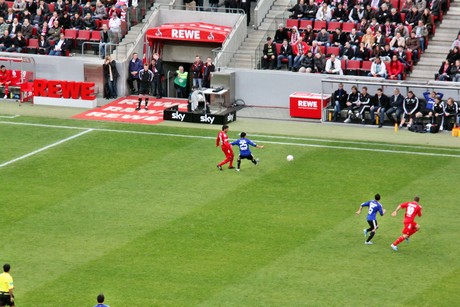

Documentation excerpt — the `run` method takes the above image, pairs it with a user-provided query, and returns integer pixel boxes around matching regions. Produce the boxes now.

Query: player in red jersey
[0,65,11,99]
[390,196,423,251]
[216,125,234,170]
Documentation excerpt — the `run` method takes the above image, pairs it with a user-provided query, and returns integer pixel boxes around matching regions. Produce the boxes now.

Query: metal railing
[213,48,256,69]
[81,41,135,60]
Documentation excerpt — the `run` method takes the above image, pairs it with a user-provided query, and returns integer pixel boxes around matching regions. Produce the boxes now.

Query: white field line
[0,121,460,159]
[0,129,93,169]
[0,115,19,119]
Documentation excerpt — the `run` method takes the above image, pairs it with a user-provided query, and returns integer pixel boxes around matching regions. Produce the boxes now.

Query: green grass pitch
[1,117,459,306]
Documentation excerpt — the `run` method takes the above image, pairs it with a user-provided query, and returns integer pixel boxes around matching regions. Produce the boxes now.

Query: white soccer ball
[286,155,294,161]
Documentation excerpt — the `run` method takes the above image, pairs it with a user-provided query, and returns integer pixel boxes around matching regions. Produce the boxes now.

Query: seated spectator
[54,0,65,14]
[354,42,370,60]
[401,0,414,13]
[120,5,128,23]
[82,2,93,17]
[276,39,293,70]
[406,31,420,62]
[313,51,326,73]
[332,3,347,22]
[31,8,45,29]
[389,8,402,25]
[448,59,460,82]
[58,11,71,30]
[357,18,369,35]
[370,88,390,127]
[309,40,321,54]
[390,32,405,50]
[22,9,32,23]
[332,28,347,48]
[261,36,277,70]
[8,18,21,37]
[363,4,376,21]
[49,32,70,56]
[47,20,61,43]
[437,60,452,81]
[339,41,355,60]
[376,4,390,23]
[303,25,315,44]
[395,23,410,38]
[68,0,80,16]
[368,18,380,33]
[369,56,387,78]
[415,0,427,12]
[94,1,108,20]
[325,54,343,75]
[0,30,12,51]
[380,19,395,38]
[395,45,408,66]
[331,83,348,121]
[386,88,405,124]
[298,50,315,73]
[443,98,458,130]
[274,24,288,44]
[380,44,393,61]
[289,26,300,45]
[356,86,372,124]
[0,0,7,17]
[447,46,460,64]
[361,28,375,50]
[288,0,306,20]
[429,96,444,128]
[405,6,421,27]
[420,8,433,34]
[47,11,59,29]
[413,20,428,52]
[83,13,97,30]
[431,0,441,19]
[344,85,361,123]
[71,13,85,30]
[5,8,14,24]
[109,12,121,44]
[13,0,26,18]
[387,55,405,80]
[37,34,50,54]
[370,44,383,61]
[451,33,460,50]
[304,0,317,21]
[37,0,50,17]
[348,3,364,24]
[292,37,308,71]
[21,18,33,39]
[315,2,331,22]
[374,30,386,47]
[316,28,331,47]
[7,31,25,52]
[347,28,361,50]
[400,90,419,128]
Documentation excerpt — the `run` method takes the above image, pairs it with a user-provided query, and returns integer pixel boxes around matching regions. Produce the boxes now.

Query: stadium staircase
[229,0,290,69]
[408,0,460,82]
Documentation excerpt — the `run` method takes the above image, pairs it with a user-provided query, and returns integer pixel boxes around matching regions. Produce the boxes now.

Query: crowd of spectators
[436,31,460,82]
[331,83,458,130]
[0,0,134,56]
[262,0,451,80]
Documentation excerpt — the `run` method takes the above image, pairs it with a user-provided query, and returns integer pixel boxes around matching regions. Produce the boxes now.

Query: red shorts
[221,144,233,157]
[402,222,418,235]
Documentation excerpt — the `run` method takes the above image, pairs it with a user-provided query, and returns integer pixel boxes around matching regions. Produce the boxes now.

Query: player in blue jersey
[230,132,264,172]
[356,194,386,245]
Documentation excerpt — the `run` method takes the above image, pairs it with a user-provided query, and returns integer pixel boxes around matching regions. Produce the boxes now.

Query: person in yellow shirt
[0,264,14,307]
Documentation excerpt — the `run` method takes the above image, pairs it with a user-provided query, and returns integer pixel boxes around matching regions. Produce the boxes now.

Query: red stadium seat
[64,29,78,49]
[342,22,355,33]
[27,38,38,53]
[318,45,326,55]
[90,30,101,42]
[286,19,299,29]
[390,0,399,9]
[327,21,342,31]
[400,13,406,23]
[341,59,347,70]
[76,30,91,49]
[327,46,340,56]
[361,61,373,75]
[345,59,361,74]
[313,20,327,32]
[299,20,313,30]
[48,3,54,12]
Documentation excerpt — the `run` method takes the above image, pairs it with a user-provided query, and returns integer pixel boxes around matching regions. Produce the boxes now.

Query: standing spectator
[99,24,114,59]
[448,59,460,82]
[274,24,288,44]
[370,88,390,127]
[331,83,347,122]
[240,0,251,26]
[103,56,119,99]
[386,88,404,124]
[356,194,386,245]
[209,0,219,12]
[174,65,188,98]
[216,125,235,170]
[148,58,160,98]
[344,85,361,123]
[369,57,387,78]
[261,37,277,70]
[390,196,422,252]
[231,132,264,172]
[276,39,292,70]
[94,293,109,307]
[109,13,121,44]
[0,264,14,306]
[400,90,419,128]
[316,28,331,47]
[288,0,306,19]
[202,57,214,89]
[298,50,315,73]
[153,53,164,97]
[387,55,405,80]
[325,54,343,75]
[185,0,197,11]
[443,98,458,131]
[191,55,204,87]
[0,65,11,99]
[127,53,142,94]
[136,63,153,111]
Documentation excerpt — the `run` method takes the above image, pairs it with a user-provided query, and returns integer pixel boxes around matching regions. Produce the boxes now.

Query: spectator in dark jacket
[262,37,277,69]
[277,39,293,70]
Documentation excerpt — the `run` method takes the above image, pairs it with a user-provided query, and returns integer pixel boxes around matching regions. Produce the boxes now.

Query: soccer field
[1,117,459,306]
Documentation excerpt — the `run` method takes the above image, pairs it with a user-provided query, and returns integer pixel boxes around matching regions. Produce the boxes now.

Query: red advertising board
[289,92,331,119]
[145,22,232,43]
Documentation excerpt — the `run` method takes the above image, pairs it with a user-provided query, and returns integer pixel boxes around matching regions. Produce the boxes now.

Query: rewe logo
[200,114,215,124]
[298,100,317,109]
[172,111,185,121]
[171,29,200,39]
[226,113,234,122]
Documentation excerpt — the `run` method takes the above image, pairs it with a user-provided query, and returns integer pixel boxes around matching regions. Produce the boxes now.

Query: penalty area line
[0,129,93,169]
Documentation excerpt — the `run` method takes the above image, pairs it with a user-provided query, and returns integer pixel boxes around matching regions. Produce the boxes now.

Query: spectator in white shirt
[109,12,121,43]
[368,56,387,78]
[325,54,343,75]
